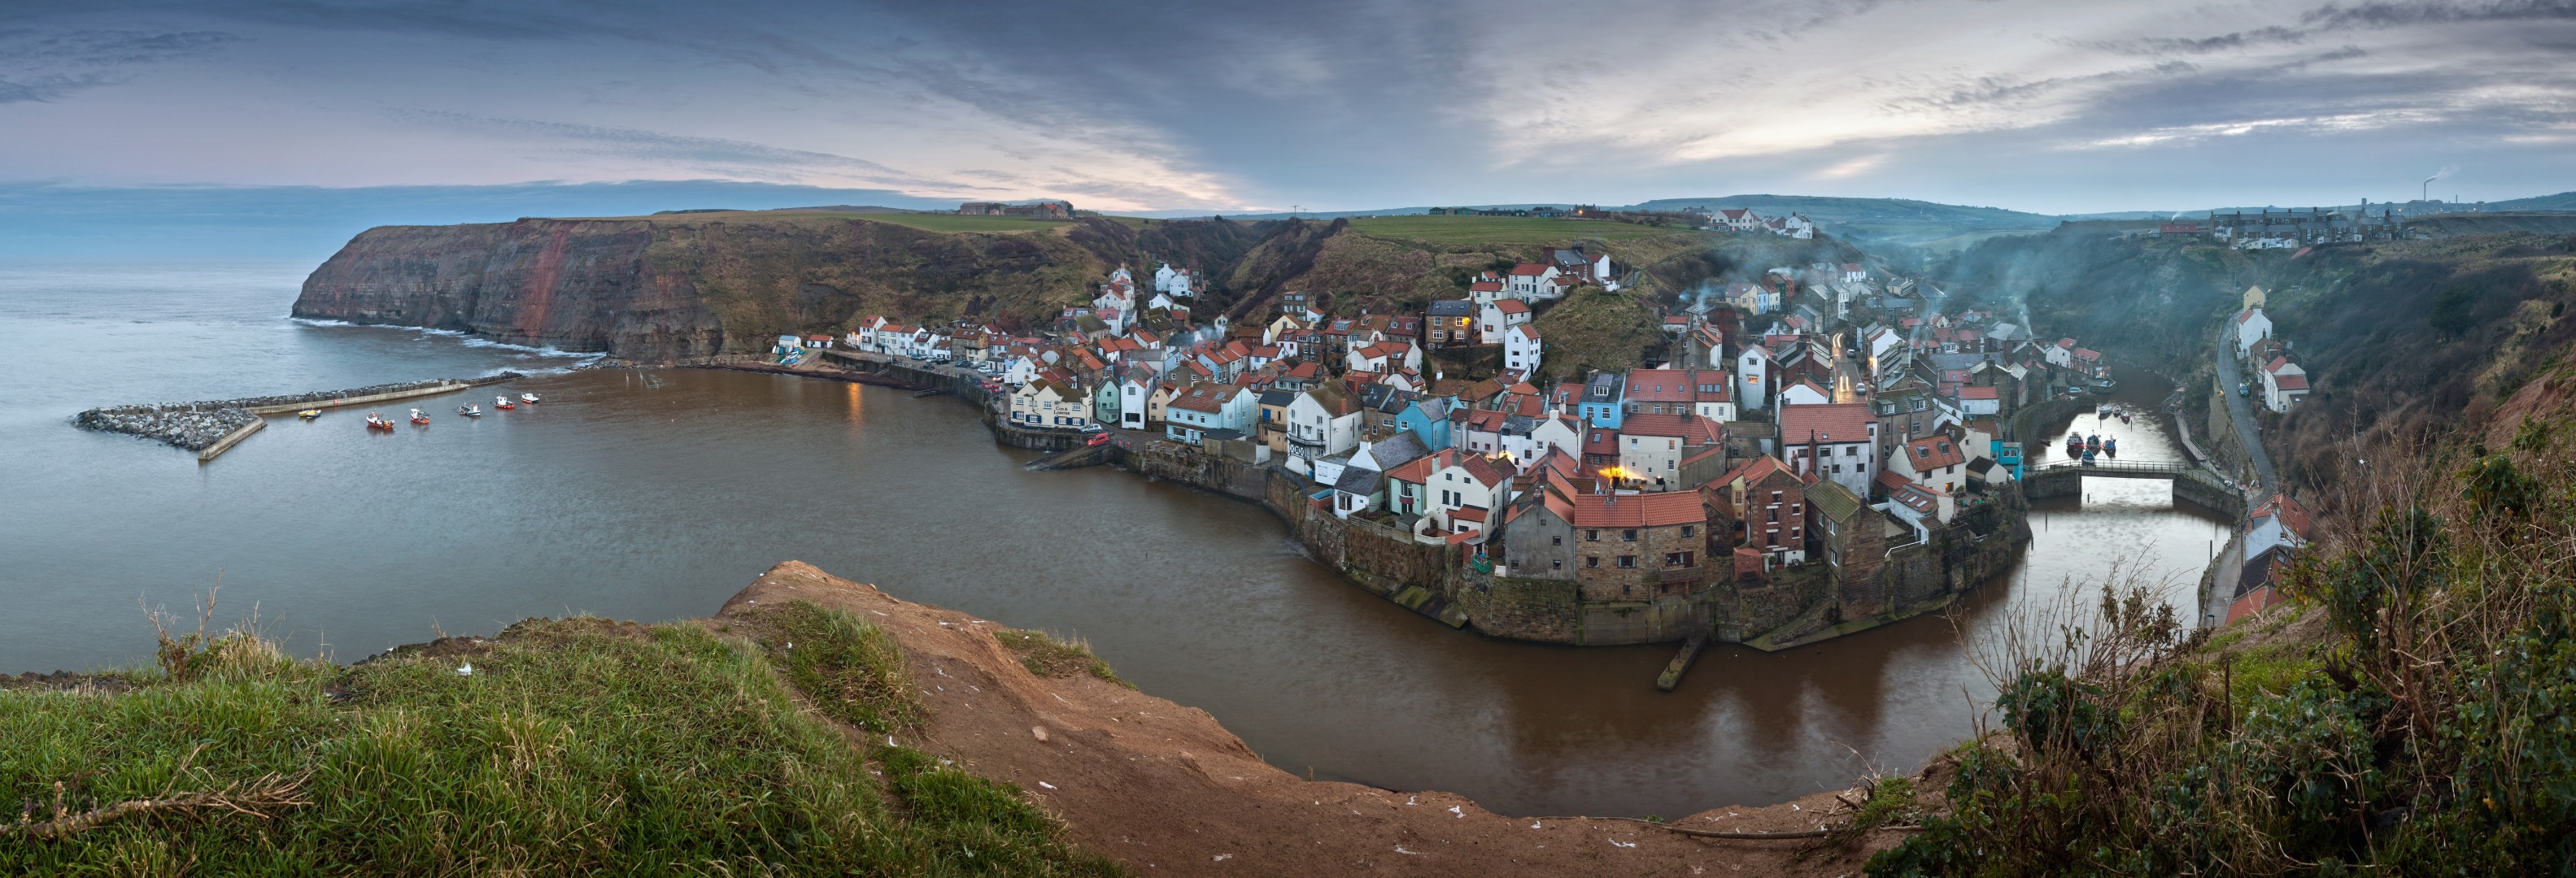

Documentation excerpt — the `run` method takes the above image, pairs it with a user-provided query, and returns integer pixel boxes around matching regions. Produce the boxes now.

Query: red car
[1087,432,1113,447]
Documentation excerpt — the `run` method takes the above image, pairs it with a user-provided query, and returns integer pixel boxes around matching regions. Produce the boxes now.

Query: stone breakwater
[75,374,522,451]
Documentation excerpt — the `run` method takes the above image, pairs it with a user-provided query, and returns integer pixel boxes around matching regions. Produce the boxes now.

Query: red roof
[1494,298,1532,315]
[2226,585,2290,625]
[1778,402,1874,446]
[1716,454,1793,488]
[1507,263,1552,276]
[1583,428,1620,457]
[1566,492,1704,528]
[2272,374,2308,390]
[1619,412,1724,445]
[1624,367,1697,403]
[2254,493,2315,538]
[1904,435,1967,472]
[1957,385,1998,400]
[1168,383,1243,414]
[1469,281,1503,293]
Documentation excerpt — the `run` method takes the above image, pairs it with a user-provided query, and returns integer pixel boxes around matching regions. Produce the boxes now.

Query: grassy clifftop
[0,604,1117,875]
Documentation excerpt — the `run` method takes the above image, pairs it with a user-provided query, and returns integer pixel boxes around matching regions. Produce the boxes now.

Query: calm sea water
[0,257,2228,817]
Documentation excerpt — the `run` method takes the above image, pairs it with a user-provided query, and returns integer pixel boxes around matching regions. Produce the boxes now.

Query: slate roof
[1335,466,1384,494]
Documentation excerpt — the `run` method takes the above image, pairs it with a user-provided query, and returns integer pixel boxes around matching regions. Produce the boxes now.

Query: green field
[1344,215,1703,245]
[611,210,1077,233]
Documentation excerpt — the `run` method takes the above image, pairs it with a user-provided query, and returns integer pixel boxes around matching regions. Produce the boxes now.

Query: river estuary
[0,258,2230,819]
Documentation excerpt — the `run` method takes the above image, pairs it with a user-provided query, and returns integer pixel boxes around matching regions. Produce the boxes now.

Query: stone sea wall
[73,376,519,452]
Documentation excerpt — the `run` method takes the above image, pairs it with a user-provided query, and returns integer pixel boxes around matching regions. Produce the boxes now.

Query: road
[2211,326,2278,491]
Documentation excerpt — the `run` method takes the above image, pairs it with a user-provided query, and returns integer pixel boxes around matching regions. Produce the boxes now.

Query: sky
[3,0,2573,234]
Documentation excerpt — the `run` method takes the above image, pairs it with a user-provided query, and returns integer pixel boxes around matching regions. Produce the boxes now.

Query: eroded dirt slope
[719,561,1912,876]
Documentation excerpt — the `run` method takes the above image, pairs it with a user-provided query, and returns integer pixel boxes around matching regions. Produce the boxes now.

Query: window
[1585,556,1599,568]
[1551,559,1563,571]
[1623,529,1638,541]
[1771,490,1783,502]
[1680,525,1694,538]
[1551,535,1563,545]
[1585,529,1600,541]
[1767,508,1778,523]
[1617,555,1637,568]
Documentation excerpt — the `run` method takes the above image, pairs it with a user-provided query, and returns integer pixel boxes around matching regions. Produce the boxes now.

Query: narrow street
[2212,325,2279,490]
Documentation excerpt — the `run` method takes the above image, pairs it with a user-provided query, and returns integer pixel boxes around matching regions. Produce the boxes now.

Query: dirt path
[720,562,1916,876]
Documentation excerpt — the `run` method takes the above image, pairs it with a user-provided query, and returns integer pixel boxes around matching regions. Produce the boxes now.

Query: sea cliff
[290,214,1187,361]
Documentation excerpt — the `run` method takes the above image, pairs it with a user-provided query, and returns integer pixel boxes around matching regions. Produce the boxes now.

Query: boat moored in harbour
[495,395,516,411]
[364,412,394,430]
[297,408,321,420]
[408,407,430,425]
[458,404,482,417]
[520,393,541,404]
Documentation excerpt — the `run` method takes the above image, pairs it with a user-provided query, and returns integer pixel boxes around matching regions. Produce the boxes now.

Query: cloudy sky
[4,0,2573,215]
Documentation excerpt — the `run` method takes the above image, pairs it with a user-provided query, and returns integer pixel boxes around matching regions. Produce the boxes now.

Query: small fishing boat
[408,407,431,425]
[495,395,517,411]
[2085,433,2100,450]
[457,404,482,417]
[2103,437,2118,455]
[2065,434,2084,455]
[364,412,394,431]
[2120,410,2132,424]
[520,393,541,404]
[297,408,322,420]
[2081,447,2098,465]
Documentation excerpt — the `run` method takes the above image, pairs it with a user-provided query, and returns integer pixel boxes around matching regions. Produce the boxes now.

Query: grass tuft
[992,629,1127,688]
[754,600,920,732]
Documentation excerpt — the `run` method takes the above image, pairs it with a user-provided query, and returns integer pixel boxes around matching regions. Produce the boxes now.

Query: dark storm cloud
[0,0,2570,213]
[0,28,240,103]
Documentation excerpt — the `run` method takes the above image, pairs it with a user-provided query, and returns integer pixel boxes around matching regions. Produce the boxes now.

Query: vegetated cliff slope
[1943,230,2576,490]
[293,214,1284,360]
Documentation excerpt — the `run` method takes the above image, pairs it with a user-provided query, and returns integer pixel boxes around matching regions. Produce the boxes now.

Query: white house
[1713,208,1763,231]
[2262,358,2310,411]
[1505,263,1564,300]
[1524,411,1584,463]
[1001,354,1042,388]
[2234,307,2273,359]
[1889,432,1968,496]
[1420,451,1513,544]
[1163,383,1255,446]
[1477,298,1532,342]
[2045,338,2077,370]
[1153,263,1196,298]
[1009,379,1090,430]
[1117,365,1156,429]
[1779,402,1879,501]
[1737,345,1771,412]
[1285,385,1363,462]
[1781,379,1831,407]
[1503,324,1544,375]
[1955,385,2000,417]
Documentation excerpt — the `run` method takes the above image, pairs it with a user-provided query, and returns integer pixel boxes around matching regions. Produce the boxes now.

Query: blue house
[1578,372,1626,428]
[1395,397,1454,450]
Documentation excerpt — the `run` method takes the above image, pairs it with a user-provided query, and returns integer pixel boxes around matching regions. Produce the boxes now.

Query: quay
[76,372,525,462]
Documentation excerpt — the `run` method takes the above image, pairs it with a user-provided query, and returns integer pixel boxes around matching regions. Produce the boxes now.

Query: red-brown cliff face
[294,219,724,361]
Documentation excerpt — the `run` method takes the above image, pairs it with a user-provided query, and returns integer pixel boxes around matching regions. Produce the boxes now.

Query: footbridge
[2024,459,2247,518]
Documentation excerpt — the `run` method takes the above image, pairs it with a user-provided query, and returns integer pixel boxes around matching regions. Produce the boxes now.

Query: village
[774,204,2316,650]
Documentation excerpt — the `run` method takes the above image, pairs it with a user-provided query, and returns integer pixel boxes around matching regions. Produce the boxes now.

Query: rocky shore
[74,374,522,451]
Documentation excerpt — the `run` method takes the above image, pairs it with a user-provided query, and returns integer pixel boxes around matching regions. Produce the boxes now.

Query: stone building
[1808,478,1891,615]
[1708,455,1807,565]
[1500,489,1708,602]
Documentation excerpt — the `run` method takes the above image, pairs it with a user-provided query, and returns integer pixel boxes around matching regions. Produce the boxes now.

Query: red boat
[408,407,431,425]
[494,395,517,411]
[364,412,395,431]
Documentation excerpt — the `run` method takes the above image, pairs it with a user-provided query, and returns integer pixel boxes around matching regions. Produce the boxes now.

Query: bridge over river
[2024,458,2247,519]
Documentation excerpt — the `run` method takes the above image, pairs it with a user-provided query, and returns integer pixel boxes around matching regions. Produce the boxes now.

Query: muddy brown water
[1,259,2227,818]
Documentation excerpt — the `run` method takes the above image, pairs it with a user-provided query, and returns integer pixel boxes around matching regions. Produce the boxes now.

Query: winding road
[2212,326,2278,490]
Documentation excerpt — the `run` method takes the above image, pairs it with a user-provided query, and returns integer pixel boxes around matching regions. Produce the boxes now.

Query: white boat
[520,393,542,404]
[495,395,517,411]
[408,407,430,425]
[458,404,482,417]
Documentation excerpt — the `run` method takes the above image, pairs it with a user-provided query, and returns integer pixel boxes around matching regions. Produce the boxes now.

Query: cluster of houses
[800,240,2122,604]
[2231,285,2312,412]
[2223,492,2313,624]
[1686,206,1817,239]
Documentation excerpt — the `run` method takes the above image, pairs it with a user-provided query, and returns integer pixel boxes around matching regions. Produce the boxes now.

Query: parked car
[1087,432,1113,447]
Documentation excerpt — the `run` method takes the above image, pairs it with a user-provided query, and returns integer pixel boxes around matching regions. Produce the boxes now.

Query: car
[1087,432,1113,447]
[1081,424,1107,434]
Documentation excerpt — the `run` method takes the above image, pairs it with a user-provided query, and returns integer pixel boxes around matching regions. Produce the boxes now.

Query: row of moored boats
[312,393,543,430]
